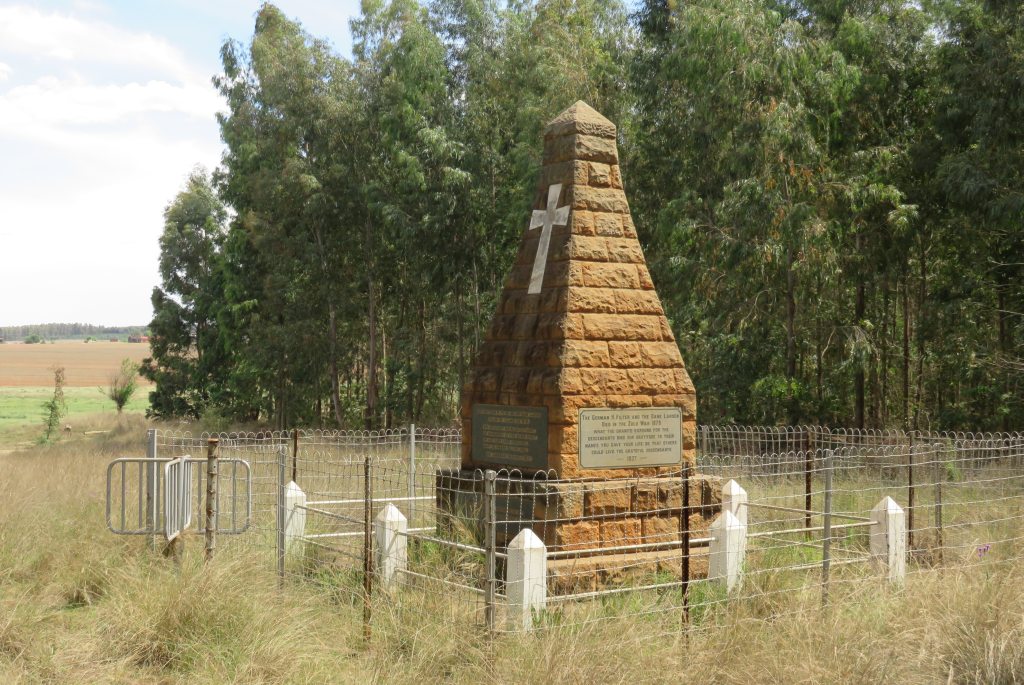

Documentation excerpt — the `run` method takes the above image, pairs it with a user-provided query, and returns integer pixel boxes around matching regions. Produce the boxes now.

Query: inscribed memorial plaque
[472,404,549,469]
[578,407,682,469]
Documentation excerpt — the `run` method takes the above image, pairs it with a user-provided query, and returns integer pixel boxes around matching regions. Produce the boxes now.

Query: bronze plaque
[472,404,548,469]
[578,407,682,469]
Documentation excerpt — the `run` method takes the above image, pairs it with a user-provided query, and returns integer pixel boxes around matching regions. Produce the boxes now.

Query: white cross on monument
[528,183,570,294]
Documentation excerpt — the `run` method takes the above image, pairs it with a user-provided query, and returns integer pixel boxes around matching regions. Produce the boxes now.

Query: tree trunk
[902,267,910,430]
[456,275,466,392]
[997,275,1011,431]
[328,303,343,426]
[854,233,865,430]
[365,218,378,431]
[382,324,392,430]
[472,256,481,354]
[913,240,928,430]
[880,274,890,427]
[414,298,427,423]
[786,246,797,423]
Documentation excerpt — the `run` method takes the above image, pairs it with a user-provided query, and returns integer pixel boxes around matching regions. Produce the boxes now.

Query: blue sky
[0,1,359,326]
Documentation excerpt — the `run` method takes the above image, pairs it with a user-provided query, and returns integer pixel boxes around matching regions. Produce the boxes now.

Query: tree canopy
[145,0,1024,431]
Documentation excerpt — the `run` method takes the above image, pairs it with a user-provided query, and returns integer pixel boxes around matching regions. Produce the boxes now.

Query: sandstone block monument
[440,102,720,583]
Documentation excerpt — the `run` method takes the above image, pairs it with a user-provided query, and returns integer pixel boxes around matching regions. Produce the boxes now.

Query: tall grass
[2,417,1022,683]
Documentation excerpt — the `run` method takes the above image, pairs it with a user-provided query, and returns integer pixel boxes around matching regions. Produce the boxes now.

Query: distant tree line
[144,0,1023,431]
[0,324,148,341]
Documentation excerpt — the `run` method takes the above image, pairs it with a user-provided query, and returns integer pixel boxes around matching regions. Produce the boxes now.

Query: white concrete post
[709,509,746,591]
[507,528,547,632]
[283,480,307,554]
[870,496,906,583]
[375,503,408,588]
[722,479,748,528]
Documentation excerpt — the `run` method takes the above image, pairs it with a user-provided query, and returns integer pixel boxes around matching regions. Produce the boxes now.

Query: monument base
[435,469,721,590]
[547,546,711,593]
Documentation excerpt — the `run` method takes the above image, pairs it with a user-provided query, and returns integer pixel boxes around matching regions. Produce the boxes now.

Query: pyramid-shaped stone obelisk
[460,101,696,479]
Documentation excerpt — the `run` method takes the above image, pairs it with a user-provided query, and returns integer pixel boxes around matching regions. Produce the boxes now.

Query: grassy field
[1,416,1022,682]
[0,387,150,444]
[0,340,152,446]
[0,341,152,387]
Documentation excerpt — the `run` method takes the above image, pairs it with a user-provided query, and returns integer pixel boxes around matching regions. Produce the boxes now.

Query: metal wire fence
[141,425,1024,639]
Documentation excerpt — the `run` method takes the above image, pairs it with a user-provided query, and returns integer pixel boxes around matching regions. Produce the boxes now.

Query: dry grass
[2,417,1023,683]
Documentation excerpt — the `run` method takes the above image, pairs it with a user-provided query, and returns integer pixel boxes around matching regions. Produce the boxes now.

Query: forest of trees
[142,0,1023,431]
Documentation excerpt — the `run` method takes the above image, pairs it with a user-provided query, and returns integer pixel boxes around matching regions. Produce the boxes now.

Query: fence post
[821,449,834,609]
[375,503,408,588]
[934,443,944,564]
[907,433,916,552]
[284,481,307,553]
[722,479,748,528]
[276,446,286,587]
[709,509,746,591]
[408,424,416,515]
[804,435,814,537]
[145,428,157,551]
[871,496,906,583]
[507,528,546,632]
[291,429,299,484]
[681,462,691,627]
[363,455,373,641]
[205,437,218,562]
[484,469,498,635]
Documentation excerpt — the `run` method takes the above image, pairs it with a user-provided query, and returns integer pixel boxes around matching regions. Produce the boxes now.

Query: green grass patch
[0,386,150,441]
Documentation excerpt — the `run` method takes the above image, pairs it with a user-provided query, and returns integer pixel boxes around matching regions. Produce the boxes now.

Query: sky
[0,1,359,327]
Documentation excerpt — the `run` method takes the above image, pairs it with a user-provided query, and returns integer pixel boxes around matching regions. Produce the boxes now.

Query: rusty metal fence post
[804,429,813,536]
[484,469,497,636]
[292,429,299,483]
[408,424,417,509]
[821,449,833,610]
[907,435,916,552]
[362,454,373,641]
[681,462,691,628]
[205,438,218,562]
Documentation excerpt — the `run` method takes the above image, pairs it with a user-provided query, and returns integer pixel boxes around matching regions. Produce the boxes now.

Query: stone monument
[442,101,720,585]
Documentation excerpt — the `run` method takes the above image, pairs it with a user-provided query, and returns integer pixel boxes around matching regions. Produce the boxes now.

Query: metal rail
[546,537,713,560]
[548,579,690,604]
[105,456,251,536]
[744,500,871,522]
[396,568,488,596]
[306,495,432,507]
[746,521,873,539]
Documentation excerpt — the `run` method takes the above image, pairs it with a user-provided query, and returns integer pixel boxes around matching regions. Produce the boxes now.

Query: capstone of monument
[439,101,721,587]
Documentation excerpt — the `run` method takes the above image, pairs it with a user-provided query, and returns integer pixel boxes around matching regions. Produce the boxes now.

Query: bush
[103,358,139,413]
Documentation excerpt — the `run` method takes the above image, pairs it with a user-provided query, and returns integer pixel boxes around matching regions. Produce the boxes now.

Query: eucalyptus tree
[929,0,1024,429]
[349,0,470,425]
[143,170,229,418]
[215,5,357,426]
[629,0,859,424]
[795,1,932,429]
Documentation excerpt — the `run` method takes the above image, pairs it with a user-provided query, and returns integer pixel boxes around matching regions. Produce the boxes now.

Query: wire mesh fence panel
[141,425,1024,640]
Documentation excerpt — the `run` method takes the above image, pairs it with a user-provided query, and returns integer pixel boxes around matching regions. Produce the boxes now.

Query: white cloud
[71,0,110,13]
[0,5,199,83]
[0,76,221,129]
[0,4,225,326]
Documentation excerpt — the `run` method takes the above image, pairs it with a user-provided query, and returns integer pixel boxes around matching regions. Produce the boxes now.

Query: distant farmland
[0,341,153,387]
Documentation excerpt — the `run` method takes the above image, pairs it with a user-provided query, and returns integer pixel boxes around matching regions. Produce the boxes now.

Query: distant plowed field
[0,341,153,386]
